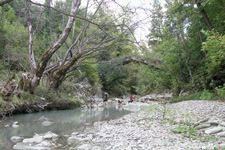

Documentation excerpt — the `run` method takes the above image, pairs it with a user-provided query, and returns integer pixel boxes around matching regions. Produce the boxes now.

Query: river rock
[43,131,58,140]
[23,135,43,144]
[71,132,79,136]
[217,131,225,137]
[42,121,54,126]
[205,127,223,134]
[77,144,92,150]
[37,140,54,147]
[5,124,10,127]
[11,136,23,143]
[68,137,77,144]
[12,122,19,128]
[208,117,220,125]
[13,142,51,150]
[196,123,211,129]
[220,122,225,127]
[221,143,225,148]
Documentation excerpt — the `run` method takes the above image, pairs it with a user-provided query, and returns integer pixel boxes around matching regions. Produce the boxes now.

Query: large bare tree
[17,0,138,93]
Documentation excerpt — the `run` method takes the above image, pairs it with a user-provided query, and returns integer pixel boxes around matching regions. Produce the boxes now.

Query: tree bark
[35,0,81,81]
[179,23,195,87]
[123,55,162,70]
[0,0,13,6]
[49,52,82,92]
[196,2,214,30]
[176,33,186,82]
[25,0,36,74]
[49,0,55,44]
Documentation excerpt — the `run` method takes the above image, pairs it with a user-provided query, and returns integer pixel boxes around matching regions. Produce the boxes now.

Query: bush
[35,86,57,101]
[61,93,82,107]
[171,92,202,102]
[215,84,225,99]
[20,91,41,102]
[200,89,213,100]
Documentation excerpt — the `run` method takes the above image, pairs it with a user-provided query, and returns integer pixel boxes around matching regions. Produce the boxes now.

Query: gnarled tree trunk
[18,0,81,94]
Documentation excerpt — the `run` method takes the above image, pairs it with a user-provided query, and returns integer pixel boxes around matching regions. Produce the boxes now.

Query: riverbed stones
[205,127,224,134]
[13,131,59,150]
[217,131,225,137]
[78,100,225,150]
[13,142,51,150]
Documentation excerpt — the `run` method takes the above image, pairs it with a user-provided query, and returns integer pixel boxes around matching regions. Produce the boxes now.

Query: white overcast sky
[33,0,166,44]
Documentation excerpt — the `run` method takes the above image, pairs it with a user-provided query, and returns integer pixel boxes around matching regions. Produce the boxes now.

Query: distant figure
[103,91,109,104]
[128,95,134,103]
[118,96,123,104]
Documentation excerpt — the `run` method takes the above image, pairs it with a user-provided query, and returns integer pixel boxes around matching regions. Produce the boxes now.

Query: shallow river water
[0,104,130,149]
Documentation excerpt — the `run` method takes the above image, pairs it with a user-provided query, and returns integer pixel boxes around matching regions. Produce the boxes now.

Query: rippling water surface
[0,104,130,149]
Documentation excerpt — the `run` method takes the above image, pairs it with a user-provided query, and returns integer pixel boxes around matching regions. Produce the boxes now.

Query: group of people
[118,95,134,104]
[103,91,134,104]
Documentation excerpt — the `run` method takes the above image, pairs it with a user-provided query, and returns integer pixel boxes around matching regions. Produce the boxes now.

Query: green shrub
[200,89,213,100]
[171,92,202,102]
[35,86,57,101]
[215,84,225,99]
[20,91,41,102]
[34,86,50,97]
[45,92,57,101]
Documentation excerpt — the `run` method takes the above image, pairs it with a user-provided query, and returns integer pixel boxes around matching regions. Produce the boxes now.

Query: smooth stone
[221,143,225,148]
[42,121,54,126]
[13,142,51,150]
[71,132,79,136]
[196,123,211,129]
[209,121,220,126]
[12,122,19,128]
[68,137,77,144]
[23,136,43,144]
[205,127,223,134]
[77,144,92,150]
[220,122,225,127]
[42,131,58,140]
[217,131,225,137]
[11,136,23,143]
[37,140,53,147]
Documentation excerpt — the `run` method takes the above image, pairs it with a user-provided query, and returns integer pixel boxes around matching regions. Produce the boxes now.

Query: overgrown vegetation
[171,89,225,103]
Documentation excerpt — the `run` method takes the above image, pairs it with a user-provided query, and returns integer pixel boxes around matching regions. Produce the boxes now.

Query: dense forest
[0,0,225,103]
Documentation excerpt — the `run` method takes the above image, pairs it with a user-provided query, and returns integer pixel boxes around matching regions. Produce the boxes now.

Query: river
[0,104,130,149]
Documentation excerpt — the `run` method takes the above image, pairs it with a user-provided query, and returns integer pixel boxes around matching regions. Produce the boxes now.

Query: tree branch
[0,0,13,6]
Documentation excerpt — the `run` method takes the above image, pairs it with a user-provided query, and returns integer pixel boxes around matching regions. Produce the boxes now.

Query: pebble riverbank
[68,100,225,150]
[12,100,225,150]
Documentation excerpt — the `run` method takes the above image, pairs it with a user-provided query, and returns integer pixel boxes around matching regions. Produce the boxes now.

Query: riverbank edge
[0,98,81,117]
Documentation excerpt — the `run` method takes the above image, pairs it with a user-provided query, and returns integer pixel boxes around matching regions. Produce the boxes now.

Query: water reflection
[0,103,130,149]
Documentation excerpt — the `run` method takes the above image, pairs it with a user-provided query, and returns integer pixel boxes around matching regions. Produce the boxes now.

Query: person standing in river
[103,91,109,104]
